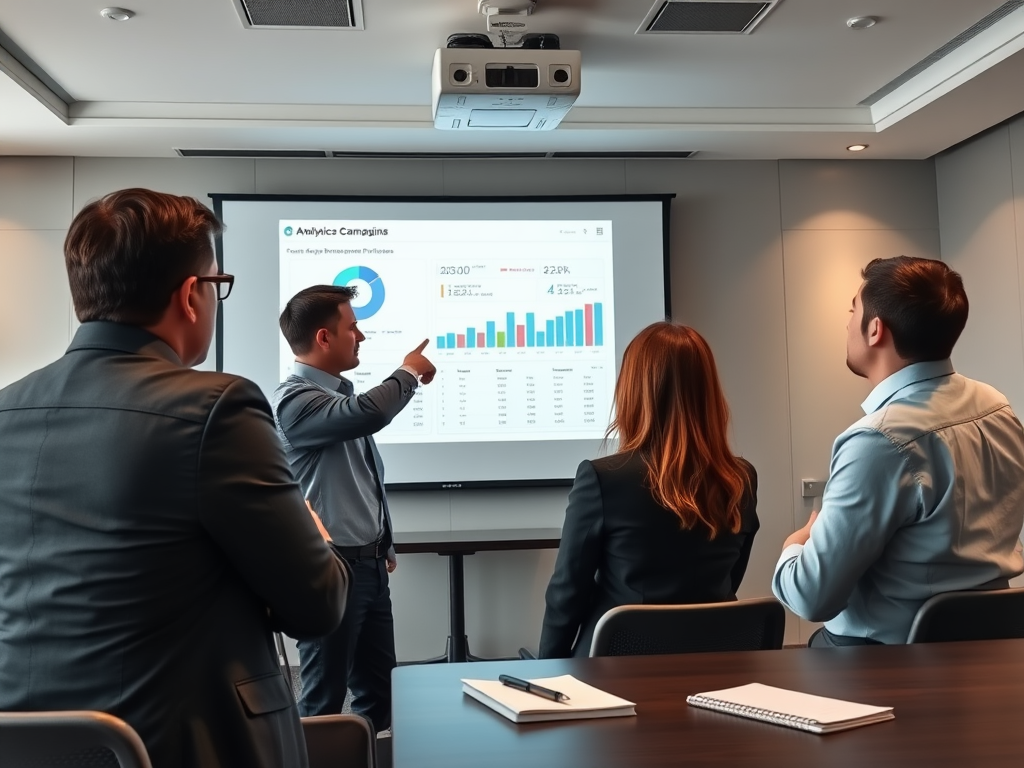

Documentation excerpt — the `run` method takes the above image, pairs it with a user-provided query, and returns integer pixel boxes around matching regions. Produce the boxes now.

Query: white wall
[0,157,74,385]
[936,113,1024,587]
[0,153,943,653]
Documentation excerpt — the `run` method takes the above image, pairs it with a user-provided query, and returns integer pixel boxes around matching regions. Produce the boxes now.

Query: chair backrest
[301,714,376,768]
[906,587,1024,644]
[589,598,786,657]
[0,711,152,768]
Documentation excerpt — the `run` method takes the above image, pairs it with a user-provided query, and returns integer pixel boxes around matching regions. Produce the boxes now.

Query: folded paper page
[462,674,636,723]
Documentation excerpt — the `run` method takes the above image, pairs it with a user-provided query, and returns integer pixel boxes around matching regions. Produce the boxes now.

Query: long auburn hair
[607,322,748,538]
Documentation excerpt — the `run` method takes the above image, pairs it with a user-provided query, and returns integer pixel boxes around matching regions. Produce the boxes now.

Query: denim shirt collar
[861,359,955,415]
[292,361,349,392]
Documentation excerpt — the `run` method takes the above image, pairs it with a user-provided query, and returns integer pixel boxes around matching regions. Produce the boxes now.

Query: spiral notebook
[686,683,893,734]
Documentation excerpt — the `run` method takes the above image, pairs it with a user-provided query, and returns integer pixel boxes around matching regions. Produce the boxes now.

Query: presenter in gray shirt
[272,284,436,731]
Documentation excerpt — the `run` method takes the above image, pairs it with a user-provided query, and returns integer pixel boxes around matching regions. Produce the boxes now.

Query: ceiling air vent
[860,0,1024,106]
[175,149,330,158]
[232,0,362,30]
[175,149,699,160]
[637,0,780,35]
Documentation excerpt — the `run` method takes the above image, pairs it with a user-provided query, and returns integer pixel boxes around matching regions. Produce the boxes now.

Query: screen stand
[405,551,482,664]
[444,551,481,663]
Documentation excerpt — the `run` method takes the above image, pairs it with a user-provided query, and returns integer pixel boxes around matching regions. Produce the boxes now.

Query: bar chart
[436,303,605,349]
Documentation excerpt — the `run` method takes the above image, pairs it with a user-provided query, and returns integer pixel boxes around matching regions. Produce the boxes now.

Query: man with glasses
[0,188,348,768]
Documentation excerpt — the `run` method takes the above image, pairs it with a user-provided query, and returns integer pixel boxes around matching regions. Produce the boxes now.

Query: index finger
[413,338,429,354]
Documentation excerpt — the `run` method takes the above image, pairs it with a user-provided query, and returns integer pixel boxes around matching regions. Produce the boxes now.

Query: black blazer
[0,322,349,768]
[539,452,759,658]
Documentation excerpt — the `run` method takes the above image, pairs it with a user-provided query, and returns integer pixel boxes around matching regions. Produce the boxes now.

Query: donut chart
[333,265,385,320]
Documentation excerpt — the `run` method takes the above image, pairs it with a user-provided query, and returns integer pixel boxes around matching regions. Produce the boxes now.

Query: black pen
[499,674,571,703]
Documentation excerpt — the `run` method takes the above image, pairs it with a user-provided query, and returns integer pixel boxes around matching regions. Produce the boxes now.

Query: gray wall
[936,113,1024,588]
[0,154,944,654]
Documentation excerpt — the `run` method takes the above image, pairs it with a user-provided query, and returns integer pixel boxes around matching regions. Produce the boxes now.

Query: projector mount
[447,0,560,49]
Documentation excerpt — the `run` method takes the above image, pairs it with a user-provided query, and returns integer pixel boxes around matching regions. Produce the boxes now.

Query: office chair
[0,710,152,768]
[906,587,1024,643]
[589,597,786,657]
[301,714,377,768]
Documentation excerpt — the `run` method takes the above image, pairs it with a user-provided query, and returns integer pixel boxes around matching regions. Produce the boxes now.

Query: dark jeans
[808,626,884,648]
[296,555,396,731]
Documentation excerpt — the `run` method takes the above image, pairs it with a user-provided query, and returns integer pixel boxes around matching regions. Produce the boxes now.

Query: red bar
[456,334,466,348]
[516,325,526,347]
[585,304,594,346]
[477,332,486,347]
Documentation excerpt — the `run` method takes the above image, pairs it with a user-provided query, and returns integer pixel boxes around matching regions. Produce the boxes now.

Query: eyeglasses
[196,274,235,301]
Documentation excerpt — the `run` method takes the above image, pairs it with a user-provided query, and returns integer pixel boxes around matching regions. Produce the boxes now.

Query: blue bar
[594,303,604,346]
[487,321,496,348]
[556,316,565,346]
[506,312,516,348]
[446,332,456,348]
[537,332,545,346]
[437,335,446,349]
[526,313,535,348]
[565,311,575,346]
[574,309,584,346]
[546,319,555,347]
[467,327,476,348]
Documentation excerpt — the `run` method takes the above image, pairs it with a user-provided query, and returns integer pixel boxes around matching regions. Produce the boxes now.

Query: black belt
[333,538,387,561]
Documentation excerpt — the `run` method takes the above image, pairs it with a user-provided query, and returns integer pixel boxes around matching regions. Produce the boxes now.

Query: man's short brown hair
[279,285,358,355]
[860,256,968,362]
[65,188,223,325]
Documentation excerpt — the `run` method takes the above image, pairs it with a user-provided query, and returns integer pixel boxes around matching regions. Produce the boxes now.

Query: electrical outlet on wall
[801,479,826,498]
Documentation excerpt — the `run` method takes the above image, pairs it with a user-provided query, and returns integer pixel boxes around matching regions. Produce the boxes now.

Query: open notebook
[686,683,894,734]
[462,675,636,723]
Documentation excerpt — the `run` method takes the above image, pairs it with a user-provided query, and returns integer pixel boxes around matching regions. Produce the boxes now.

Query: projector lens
[453,69,469,83]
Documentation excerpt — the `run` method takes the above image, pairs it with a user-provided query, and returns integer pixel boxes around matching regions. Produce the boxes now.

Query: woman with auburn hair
[538,322,759,658]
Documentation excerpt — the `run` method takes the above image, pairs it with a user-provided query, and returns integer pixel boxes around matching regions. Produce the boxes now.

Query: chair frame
[906,587,1024,643]
[589,597,786,657]
[0,710,152,768]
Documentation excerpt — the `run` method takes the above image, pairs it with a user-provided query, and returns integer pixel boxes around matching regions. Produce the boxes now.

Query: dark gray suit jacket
[539,452,759,658]
[0,322,348,768]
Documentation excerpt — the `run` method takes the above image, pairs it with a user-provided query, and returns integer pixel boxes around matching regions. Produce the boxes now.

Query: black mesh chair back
[589,598,786,657]
[906,587,1024,643]
[301,714,377,768]
[0,711,152,768]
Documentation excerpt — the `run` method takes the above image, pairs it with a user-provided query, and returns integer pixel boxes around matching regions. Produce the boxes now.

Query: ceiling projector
[431,46,581,131]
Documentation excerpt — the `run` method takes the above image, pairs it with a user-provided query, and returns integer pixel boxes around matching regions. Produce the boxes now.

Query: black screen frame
[209,192,674,491]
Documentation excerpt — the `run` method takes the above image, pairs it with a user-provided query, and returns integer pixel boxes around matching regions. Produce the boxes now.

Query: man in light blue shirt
[773,256,1024,645]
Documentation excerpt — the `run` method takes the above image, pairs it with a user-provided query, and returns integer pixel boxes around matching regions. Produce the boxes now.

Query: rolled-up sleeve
[772,428,918,622]
[274,370,417,451]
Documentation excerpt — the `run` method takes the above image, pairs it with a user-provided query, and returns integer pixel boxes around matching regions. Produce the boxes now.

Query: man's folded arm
[198,378,348,639]
[772,429,917,622]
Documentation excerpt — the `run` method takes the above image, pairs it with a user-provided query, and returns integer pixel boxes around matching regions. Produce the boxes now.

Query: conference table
[392,638,1024,767]
[394,528,561,662]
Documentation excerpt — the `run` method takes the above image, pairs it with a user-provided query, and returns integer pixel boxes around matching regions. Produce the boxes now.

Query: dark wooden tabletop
[393,527,561,555]
[392,638,1024,768]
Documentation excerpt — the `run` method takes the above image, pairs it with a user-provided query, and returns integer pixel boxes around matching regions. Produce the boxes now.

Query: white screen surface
[216,196,671,488]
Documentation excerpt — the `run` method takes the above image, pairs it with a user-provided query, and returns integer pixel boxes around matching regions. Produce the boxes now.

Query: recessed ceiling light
[847,144,869,152]
[846,16,877,30]
[100,7,135,22]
